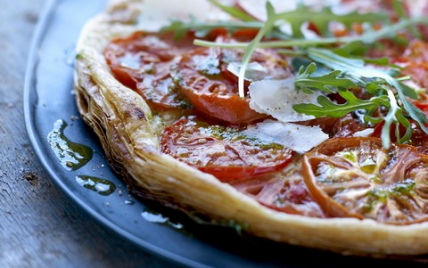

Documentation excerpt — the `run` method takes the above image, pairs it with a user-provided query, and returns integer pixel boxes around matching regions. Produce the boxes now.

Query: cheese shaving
[242,120,329,154]
[249,77,323,123]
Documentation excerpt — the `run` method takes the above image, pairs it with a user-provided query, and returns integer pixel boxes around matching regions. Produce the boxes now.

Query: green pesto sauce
[363,180,416,212]
[337,151,356,163]
[204,123,283,150]
[47,119,93,171]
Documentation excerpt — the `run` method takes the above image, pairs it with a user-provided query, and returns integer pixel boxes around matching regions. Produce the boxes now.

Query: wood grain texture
[0,1,182,267]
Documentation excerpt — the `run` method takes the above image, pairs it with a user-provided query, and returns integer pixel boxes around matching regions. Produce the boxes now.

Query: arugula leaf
[291,58,330,75]
[333,42,390,66]
[293,89,389,118]
[207,0,255,22]
[391,79,428,130]
[237,1,277,97]
[381,88,401,148]
[168,1,428,148]
[295,63,356,93]
[300,48,427,147]
[161,19,263,39]
[195,16,428,51]
[392,0,422,39]
[275,5,389,37]
[306,48,418,98]
[333,41,370,57]
[363,57,390,66]
[307,48,381,77]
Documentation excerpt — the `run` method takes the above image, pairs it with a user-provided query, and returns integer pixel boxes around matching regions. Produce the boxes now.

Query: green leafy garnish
[293,89,388,118]
[292,48,427,147]
[295,63,356,93]
[236,2,277,97]
[206,0,255,22]
[162,0,428,148]
[274,5,388,37]
[161,20,264,39]
[392,0,422,39]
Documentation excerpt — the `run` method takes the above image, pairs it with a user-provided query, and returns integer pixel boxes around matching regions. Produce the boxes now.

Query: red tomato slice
[161,117,294,181]
[371,100,428,155]
[402,63,428,88]
[392,41,428,88]
[171,45,291,124]
[230,173,325,217]
[104,31,195,110]
[402,40,428,63]
[303,137,428,225]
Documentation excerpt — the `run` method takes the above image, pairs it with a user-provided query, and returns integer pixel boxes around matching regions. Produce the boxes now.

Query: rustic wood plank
[0,1,181,267]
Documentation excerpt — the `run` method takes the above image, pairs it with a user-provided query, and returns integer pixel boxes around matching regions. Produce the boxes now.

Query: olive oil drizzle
[47,120,93,171]
[76,175,116,196]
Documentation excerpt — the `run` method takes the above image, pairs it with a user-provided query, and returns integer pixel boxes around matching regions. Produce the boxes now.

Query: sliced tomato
[371,100,428,155]
[299,113,368,138]
[104,31,195,110]
[402,63,428,88]
[161,117,293,181]
[230,172,325,217]
[391,41,428,88]
[371,120,428,155]
[302,137,428,225]
[330,114,368,138]
[172,45,291,124]
[402,40,428,63]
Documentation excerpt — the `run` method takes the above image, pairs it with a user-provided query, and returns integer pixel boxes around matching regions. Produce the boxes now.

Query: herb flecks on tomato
[171,44,291,124]
[104,31,195,110]
[303,137,428,225]
[161,117,293,181]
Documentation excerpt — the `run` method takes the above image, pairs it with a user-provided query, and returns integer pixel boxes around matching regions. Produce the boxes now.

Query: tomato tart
[74,0,428,256]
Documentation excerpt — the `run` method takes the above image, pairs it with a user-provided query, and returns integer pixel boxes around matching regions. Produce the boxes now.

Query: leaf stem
[237,2,276,98]
[194,17,428,49]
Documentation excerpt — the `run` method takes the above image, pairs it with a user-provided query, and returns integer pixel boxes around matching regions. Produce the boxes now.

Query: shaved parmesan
[249,77,323,123]
[243,120,329,154]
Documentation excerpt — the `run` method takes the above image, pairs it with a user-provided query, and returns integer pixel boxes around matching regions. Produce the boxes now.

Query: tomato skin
[161,117,294,181]
[402,40,428,63]
[172,44,291,124]
[178,87,267,125]
[387,40,428,88]
[402,63,428,88]
[104,31,195,110]
[371,100,428,155]
[230,173,325,217]
[303,137,428,224]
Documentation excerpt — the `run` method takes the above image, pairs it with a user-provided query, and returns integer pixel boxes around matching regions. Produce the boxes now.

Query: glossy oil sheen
[76,175,116,196]
[47,119,93,171]
[141,209,193,237]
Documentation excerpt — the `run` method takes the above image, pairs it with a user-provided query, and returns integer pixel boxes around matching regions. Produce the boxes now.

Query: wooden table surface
[0,1,182,267]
